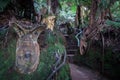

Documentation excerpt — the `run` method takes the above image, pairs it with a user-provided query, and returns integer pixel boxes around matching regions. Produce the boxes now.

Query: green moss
[57,64,71,80]
[0,31,70,80]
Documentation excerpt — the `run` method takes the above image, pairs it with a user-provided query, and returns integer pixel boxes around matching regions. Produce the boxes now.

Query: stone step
[67,49,78,52]
[67,48,78,51]
[67,54,75,57]
[67,51,77,54]
[67,45,79,49]
[66,45,78,47]
[64,34,69,37]
[67,42,78,45]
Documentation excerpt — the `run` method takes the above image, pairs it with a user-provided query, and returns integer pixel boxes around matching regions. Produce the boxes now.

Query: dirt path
[69,63,108,80]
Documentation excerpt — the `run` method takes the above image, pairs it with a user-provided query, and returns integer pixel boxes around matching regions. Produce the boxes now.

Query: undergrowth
[74,47,120,80]
[0,30,71,80]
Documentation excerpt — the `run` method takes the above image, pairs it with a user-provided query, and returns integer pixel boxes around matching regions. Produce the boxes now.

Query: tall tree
[75,4,81,28]
[47,0,61,15]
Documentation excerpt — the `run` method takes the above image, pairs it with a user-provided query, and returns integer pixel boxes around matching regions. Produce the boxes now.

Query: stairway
[64,34,78,63]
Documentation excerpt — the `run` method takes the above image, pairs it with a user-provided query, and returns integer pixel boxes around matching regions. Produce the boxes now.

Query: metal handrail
[75,29,83,47]
[47,50,67,80]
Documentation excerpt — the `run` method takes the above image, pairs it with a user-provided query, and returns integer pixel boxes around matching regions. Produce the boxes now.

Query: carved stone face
[9,18,46,74]
[15,35,40,74]
[42,16,56,31]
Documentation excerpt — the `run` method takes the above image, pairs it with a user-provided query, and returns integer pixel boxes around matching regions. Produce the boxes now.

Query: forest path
[69,63,108,80]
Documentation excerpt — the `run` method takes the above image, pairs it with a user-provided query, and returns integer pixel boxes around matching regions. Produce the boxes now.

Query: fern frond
[106,19,120,28]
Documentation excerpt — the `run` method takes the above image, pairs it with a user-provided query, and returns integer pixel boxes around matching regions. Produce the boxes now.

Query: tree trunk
[47,0,60,15]
[89,0,98,28]
[51,0,60,15]
[75,5,81,29]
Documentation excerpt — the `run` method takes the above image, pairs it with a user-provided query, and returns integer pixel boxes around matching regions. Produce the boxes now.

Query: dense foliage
[0,0,120,80]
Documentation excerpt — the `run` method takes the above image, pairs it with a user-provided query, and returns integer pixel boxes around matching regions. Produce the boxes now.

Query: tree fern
[106,19,120,28]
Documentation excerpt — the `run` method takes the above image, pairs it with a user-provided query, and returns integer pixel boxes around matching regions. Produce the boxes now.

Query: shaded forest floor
[69,63,108,80]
